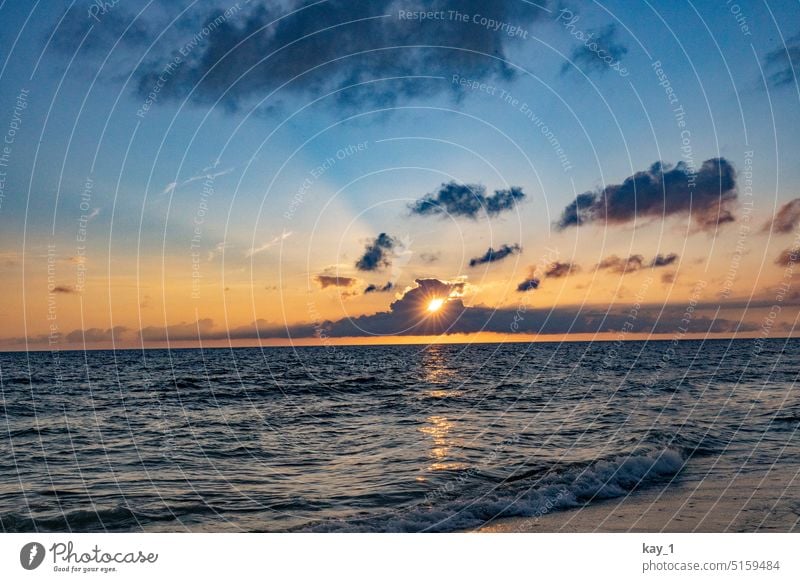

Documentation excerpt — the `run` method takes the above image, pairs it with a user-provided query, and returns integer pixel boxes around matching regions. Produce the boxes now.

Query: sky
[0,0,799,350]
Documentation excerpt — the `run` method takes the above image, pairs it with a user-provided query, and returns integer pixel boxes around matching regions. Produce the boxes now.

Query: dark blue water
[1,339,798,532]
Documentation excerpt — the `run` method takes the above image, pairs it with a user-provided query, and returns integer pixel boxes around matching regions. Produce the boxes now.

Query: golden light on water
[426,297,445,313]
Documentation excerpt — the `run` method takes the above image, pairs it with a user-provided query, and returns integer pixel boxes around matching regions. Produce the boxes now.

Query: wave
[305,446,686,532]
[0,502,231,532]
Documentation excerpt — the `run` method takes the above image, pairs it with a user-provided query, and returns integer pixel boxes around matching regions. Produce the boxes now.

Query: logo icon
[20,542,45,570]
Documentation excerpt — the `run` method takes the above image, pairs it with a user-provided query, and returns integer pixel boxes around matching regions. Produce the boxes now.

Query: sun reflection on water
[419,415,467,471]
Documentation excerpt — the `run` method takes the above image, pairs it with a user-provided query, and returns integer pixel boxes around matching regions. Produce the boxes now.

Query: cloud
[544,261,579,278]
[139,318,216,342]
[246,231,293,257]
[160,166,234,196]
[650,253,679,267]
[355,233,398,271]
[51,285,76,294]
[561,24,628,76]
[763,33,800,88]
[516,277,541,292]
[469,243,521,267]
[775,247,800,267]
[206,241,232,261]
[325,278,468,336]
[410,182,525,219]
[661,272,676,284]
[2,288,769,346]
[134,1,549,111]
[763,198,800,234]
[364,281,395,293]
[595,253,679,274]
[309,278,756,337]
[556,158,737,231]
[65,326,128,343]
[315,275,357,289]
[595,254,645,274]
[419,252,440,264]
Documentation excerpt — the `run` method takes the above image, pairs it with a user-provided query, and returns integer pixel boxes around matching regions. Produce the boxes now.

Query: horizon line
[1,332,796,354]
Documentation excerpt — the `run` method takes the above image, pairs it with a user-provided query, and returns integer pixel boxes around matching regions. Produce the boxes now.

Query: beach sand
[475,468,799,533]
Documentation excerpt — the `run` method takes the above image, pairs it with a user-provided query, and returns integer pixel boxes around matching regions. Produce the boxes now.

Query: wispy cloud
[763,198,800,234]
[544,261,579,278]
[246,231,293,257]
[160,166,234,195]
[763,33,800,88]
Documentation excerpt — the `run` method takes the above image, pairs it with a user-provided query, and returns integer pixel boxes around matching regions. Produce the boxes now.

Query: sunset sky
[1,0,799,349]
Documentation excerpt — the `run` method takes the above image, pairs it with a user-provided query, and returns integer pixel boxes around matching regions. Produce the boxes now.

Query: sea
[1,339,798,532]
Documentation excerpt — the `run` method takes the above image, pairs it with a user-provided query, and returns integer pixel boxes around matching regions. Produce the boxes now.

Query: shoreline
[474,469,799,533]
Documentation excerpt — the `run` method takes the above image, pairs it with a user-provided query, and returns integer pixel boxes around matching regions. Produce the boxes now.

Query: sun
[426,297,445,313]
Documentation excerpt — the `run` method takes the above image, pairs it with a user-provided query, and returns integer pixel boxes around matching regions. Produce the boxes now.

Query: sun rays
[426,297,445,313]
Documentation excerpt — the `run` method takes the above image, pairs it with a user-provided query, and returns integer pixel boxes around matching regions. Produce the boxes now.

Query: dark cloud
[595,254,645,274]
[327,278,468,336]
[561,24,628,76]
[775,248,800,267]
[134,0,550,111]
[310,278,756,336]
[410,182,525,219]
[364,281,395,293]
[544,261,579,278]
[355,233,398,271]
[469,243,521,267]
[650,253,679,267]
[315,275,357,288]
[556,158,737,231]
[516,277,541,292]
[661,272,676,284]
[51,285,76,294]
[763,33,800,88]
[763,198,800,234]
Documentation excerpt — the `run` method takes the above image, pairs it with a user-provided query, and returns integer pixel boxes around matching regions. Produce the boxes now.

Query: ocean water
[1,339,798,532]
